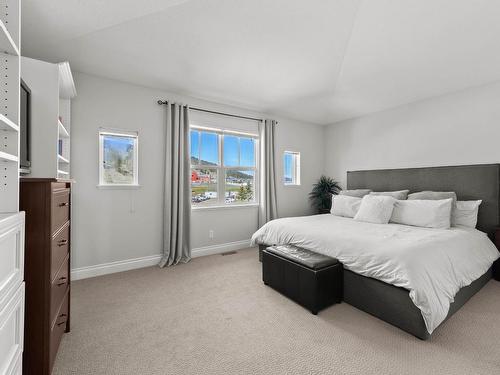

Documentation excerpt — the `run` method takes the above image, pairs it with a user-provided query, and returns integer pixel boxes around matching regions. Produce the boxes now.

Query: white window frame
[190,125,259,209]
[283,151,301,186]
[98,129,139,188]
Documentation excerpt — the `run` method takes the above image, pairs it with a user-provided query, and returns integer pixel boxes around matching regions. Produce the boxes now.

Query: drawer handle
[58,202,69,207]
[57,277,67,286]
[57,239,68,246]
[57,314,67,326]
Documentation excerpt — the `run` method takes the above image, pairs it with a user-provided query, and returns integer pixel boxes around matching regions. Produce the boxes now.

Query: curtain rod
[157,100,264,123]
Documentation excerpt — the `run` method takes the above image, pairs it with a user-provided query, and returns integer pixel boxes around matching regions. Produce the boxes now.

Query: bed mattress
[251,214,499,333]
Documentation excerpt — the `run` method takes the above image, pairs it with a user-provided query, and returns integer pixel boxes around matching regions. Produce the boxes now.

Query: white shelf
[0,151,18,162]
[57,169,68,175]
[0,212,24,225]
[0,114,19,132]
[58,120,69,138]
[57,154,69,164]
[0,20,20,56]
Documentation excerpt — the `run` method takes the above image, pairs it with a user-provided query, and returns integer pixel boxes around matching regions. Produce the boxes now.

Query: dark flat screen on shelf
[20,79,31,173]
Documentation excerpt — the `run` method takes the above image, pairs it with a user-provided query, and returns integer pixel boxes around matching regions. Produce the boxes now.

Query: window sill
[192,203,259,211]
[97,184,141,190]
[284,183,301,188]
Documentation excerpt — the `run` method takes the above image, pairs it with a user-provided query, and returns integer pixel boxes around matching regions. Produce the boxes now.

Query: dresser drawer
[50,290,69,372]
[52,182,68,192]
[50,256,69,325]
[51,188,70,234]
[0,283,24,375]
[51,223,70,282]
[0,213,24,308]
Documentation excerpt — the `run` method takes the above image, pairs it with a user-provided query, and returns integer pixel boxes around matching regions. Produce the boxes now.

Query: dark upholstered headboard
[347,164,500,235]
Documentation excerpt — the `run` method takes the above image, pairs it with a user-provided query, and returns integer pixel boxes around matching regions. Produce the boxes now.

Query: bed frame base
[344,267,492,340]
[259,244,493,340]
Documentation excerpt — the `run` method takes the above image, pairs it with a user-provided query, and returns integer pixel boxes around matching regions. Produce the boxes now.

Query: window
[98,130,139,186]
[283,151,300,185]
[190,127,258,207]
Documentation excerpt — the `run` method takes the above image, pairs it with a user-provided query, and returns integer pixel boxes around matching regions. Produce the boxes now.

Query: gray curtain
[159,103,191,267]
[258,119,278,227]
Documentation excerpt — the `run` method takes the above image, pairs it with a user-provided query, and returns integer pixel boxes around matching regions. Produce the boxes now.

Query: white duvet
[251,214,499,333]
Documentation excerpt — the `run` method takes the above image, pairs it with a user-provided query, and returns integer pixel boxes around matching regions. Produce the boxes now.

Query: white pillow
[452,200,482,228]
[339,189,372,198]
[354,195,396,224]
[369,190,410,200]
[407,191,457,205]
[390,198,453,229]
[331,195,362,218]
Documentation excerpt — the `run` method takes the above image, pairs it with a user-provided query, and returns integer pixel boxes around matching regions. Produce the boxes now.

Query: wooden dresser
[20,179,72,375]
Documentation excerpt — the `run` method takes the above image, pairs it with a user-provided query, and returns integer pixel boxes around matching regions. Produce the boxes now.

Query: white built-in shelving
[57,62,75,178]
[0,113,19,132]
[0,19,19,56]
[21,58,76,179]
[0,0,21,213]
[0,150,18,162]
[58,120,69,138]
[57,115,71,178]
[0,2,25,374]
[57,154,69,164]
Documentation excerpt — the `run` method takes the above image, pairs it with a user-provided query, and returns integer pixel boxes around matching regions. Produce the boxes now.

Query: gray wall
[324,81,500,187]
[70,72,325,270]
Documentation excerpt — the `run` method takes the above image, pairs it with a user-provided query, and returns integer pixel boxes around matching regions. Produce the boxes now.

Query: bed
[253,164,500,339]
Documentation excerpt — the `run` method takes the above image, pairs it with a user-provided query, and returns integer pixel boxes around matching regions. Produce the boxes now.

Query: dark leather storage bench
[262,245,342,314]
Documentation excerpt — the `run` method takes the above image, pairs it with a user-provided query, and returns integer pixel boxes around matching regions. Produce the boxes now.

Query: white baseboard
[191,239,252,258]
[71,239,253,280]
[71,254,162,281]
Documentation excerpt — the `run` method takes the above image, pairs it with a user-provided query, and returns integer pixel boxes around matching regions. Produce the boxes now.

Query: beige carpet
[53,248,500,375]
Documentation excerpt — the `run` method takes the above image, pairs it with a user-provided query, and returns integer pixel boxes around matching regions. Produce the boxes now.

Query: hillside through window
[99,130,139,186]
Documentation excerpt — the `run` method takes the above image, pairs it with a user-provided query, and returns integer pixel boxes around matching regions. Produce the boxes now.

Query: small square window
[283,151,300,186]
[99,130,139,186]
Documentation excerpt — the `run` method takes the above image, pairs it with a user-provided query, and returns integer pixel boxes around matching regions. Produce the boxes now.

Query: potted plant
[309,176,342,214]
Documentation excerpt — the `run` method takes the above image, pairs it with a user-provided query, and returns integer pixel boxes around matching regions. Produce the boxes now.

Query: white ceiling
[22,0,500,125]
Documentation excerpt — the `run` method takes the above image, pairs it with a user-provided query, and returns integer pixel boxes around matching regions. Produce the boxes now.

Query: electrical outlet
[209,230,214,239]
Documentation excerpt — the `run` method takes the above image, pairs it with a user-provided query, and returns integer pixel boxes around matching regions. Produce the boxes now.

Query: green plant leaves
[309,176,342,214]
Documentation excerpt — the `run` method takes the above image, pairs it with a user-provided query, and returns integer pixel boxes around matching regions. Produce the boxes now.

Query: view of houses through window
[190,127,257,207]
